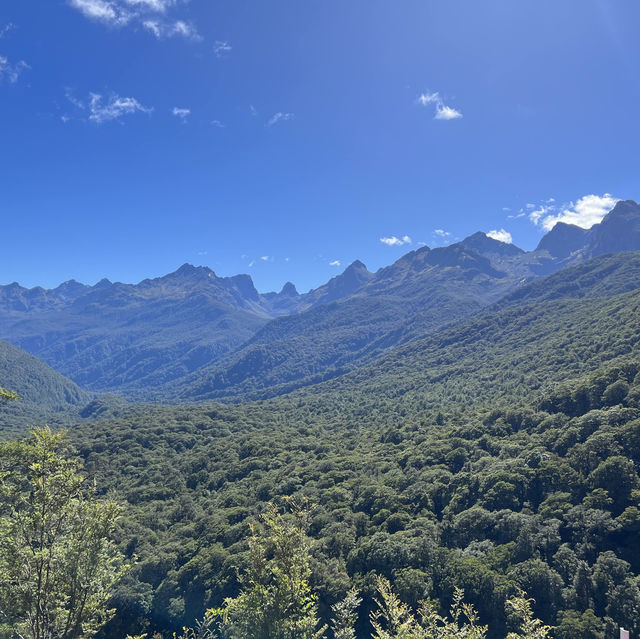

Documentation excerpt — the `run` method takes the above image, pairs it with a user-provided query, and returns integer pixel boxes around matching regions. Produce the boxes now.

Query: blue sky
[1,0,639,293]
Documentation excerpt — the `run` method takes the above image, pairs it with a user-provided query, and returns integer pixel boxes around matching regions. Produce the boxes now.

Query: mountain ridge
[1,199,639,399]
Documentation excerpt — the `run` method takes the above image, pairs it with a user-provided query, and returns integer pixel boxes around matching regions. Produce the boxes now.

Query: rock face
[461,232,525,258]
[535,199,640,262]
[586,200,640,258]
[536,222,590,259]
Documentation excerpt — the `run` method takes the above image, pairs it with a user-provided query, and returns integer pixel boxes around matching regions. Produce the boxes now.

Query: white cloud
[417,92,463,121]
[329,260,341,267]
[528,205,552,225]
[267,112,294,126]
[69,0,199,39]
[434,229,451,238]
[260,255,270,261]
[142,18,199,39]
[122,0,174,11]
[85,93,152,123]
[249,105,257,116]
[214,40,232,58]
[211,119,225,128]
[538,194,620,231]
[524,194,620,231]
[172,106,190,120]
[486,229,513,244]
[0,23,15,38]
[380,235,412,246]
[69,0,131,25]
[170,20,199,39]
[142,20,161,36]
[0,55,29,83]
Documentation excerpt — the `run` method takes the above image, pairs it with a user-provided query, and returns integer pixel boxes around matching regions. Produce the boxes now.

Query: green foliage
[0,387,19,403]
[0,341,88,433]
[212,501,327,639]
[331,588,361,639]
[0,428,126,638]
[504,593,553,638]
[370,577,487,639]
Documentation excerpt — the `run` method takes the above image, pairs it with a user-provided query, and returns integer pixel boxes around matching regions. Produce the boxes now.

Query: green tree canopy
[0,428,127,639]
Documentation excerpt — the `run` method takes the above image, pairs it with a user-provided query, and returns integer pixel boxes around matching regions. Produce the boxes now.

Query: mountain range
[1,199,639,403]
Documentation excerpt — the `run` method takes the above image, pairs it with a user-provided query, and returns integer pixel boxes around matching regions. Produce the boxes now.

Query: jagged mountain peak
[345,259,368,271]
[460,231,524,257]
[93,278,112,289]
[227,273,260,301]
[171,263,217,279]
[584,199,640,259]
[535,222,589,259]
[279,281,298,297]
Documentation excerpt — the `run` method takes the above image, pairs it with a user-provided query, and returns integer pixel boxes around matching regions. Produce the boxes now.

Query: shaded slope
[0,339,90,432]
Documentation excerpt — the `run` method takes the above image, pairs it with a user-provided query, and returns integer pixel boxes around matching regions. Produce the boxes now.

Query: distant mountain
[535,199,640,263]
[535,222,589,259]
[174,240,546,401]
[0,265,274,393]
[0,260,375,395]
[308,251,640,413]
[2,199,639,400]
[586,199,640,257]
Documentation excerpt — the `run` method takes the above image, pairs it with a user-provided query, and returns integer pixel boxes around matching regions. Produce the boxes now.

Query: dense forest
[56,263,639,637]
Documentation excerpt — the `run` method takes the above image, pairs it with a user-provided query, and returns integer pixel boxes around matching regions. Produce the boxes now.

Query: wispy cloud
[486,229,513,244]
[211,119,225,128]
[525,194,620,231]
[172,106,190,121]
[267,112,294,127]
[380,235,412,246]
[69,0,131,26]
[433,229,451,238]
[89,93,152,123]
[69,0,199,39]
[214,40,231,58]
[142,18,199,39]
[417,92,463,120]
[65,90,152,123]
[329,260,341,267]
[0,23,15,38]
[0,55,29,84]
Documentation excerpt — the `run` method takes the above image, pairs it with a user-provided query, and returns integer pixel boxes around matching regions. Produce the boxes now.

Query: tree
[370,576,487,639]
[212,501,327,639]
[331,588,361,639]
[505,593,553,639]
[0,387,19,403]
[0,428,126,638]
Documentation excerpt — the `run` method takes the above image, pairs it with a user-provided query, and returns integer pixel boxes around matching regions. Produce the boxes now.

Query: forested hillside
[49,251,640,638]
[0,339,89,432]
